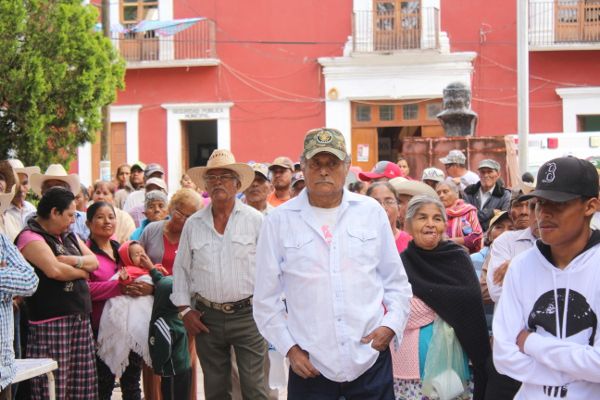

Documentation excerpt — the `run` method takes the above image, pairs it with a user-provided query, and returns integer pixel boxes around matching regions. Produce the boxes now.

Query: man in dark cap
[493,156,600,398]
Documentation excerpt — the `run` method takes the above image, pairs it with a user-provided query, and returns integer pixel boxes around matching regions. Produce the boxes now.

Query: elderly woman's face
[436,183,458,208]
[407,203,446,250]
[368,185,398,232]
[145,200,168,222]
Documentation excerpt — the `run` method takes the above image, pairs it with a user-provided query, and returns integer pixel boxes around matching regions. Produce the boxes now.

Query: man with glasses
[172,149,268,400]
[254,128,412,400]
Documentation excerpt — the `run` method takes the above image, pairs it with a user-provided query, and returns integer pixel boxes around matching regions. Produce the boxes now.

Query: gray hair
[435,179,460,195]
[145,190,168,209]
[405,194,447,225]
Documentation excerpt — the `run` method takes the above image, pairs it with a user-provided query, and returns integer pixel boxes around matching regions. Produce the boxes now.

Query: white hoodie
[493,238,600,399]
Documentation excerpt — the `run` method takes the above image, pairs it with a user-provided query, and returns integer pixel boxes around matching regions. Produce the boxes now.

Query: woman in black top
[17,187,99,400]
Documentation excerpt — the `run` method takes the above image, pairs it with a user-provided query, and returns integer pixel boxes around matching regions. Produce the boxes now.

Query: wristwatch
[178,307,192,320]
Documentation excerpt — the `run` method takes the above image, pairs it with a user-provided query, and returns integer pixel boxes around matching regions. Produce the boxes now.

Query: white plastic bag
[422,318,468,400]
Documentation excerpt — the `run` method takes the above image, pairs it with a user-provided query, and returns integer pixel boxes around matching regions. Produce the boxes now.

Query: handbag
[422,318,468,400]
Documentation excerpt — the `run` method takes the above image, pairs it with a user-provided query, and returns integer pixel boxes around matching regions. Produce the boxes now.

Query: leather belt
[194,294,253,314]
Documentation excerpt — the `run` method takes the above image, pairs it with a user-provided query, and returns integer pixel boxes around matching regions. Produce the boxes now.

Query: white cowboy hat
[7,159,41,178]
[187,149,254,193]
[30,164,81,197]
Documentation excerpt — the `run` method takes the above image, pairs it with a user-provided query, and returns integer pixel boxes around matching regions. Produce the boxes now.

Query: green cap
[303,128,347,161]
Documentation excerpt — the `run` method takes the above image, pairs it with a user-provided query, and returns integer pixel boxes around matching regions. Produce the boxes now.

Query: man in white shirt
[439,149,479,191]
[254,128,412,399]
[171,149,267,400]
[487,196,539,304]
[493,156,600,398]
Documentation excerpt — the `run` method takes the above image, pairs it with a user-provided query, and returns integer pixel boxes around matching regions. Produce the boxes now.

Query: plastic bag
[422,318,468,400]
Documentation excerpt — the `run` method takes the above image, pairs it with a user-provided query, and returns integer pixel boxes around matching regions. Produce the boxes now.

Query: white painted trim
[77,143,93,186]
[111,105,142,163]
[161,102,234,193]
[77,105,142,185]
[318,51,476,150]
[556,87,600,132]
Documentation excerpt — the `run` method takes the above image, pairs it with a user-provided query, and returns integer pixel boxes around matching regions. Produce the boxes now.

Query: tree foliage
[0,0,125,169]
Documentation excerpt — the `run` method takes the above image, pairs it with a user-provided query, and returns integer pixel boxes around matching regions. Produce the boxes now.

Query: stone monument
[436,81,478,137]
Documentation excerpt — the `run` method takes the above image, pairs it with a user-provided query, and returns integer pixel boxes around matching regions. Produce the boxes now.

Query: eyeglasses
[174,208,193,220]
[376,199,398,208]
[204,174,237,184]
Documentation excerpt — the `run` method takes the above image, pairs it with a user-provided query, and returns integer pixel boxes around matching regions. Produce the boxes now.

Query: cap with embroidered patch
[521,156,599,202]
[303,128,347,160]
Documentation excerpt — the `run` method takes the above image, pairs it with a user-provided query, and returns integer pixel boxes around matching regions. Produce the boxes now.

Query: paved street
[111,365,287,399]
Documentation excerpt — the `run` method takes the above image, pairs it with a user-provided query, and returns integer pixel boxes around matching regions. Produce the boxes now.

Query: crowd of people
[1,127,600,400]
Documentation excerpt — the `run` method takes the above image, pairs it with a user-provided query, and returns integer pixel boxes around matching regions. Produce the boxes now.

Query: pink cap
[359,161,404,181]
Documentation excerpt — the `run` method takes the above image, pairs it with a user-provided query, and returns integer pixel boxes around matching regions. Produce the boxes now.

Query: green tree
[0,0,125,169]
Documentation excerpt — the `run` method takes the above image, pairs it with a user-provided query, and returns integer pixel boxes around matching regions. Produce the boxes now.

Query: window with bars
[121,0,159,24]
[356,105,372,121]
[403,104,418,120]
[379,105,395,121]
[426,102,442,119]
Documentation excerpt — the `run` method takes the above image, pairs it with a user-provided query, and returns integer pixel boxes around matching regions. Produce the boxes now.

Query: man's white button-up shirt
[253,189,412,382]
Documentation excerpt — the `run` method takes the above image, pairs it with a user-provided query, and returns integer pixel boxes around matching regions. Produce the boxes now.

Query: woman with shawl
[394,195,490,400]
[436,180,483,253]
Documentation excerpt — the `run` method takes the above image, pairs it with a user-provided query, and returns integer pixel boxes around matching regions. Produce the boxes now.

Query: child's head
[128,242,146,266]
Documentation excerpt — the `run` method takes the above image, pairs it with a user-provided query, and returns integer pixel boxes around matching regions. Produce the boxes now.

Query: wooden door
[556,0,600,42]
[352,128,378,171]
[374,0,421,50]
[91,122,127,183]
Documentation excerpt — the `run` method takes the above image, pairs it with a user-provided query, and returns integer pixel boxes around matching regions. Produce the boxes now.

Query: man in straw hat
[4,160,40,240]
[29,164,89,241]
[171,149,268,399]
[253,128,412,399]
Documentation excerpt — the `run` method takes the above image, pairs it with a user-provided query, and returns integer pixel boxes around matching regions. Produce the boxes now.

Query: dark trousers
[0,386,12,400]
[288,348,394,400]
[484,356,521,400]
[96,353,142,400]
[194,303,268,400]
[160,368,192,400]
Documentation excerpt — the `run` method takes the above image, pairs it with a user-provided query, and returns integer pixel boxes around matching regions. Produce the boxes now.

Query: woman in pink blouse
[86,201,152,400]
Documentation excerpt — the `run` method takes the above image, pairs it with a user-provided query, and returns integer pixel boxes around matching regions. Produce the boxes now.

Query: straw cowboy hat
[7,159,41,178]
[30,164,81,197]
[187,149,254,193]
[0,160,18,214]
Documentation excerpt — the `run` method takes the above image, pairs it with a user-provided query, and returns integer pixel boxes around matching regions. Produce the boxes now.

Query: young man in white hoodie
[493,156,600,399]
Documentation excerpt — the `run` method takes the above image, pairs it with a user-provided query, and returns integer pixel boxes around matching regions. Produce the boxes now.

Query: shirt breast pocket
[347,227,379,266]
[231,235,256,267]
[191,241,211,271]
[282,235,315,272]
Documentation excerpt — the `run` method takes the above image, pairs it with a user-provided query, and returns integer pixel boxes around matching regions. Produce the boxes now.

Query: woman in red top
[366,182,412,253]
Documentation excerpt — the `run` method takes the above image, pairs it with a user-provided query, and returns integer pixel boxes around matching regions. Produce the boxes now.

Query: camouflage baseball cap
[303,128,347,161]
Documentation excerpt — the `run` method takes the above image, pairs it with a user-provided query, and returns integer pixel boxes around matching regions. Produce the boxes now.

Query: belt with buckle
[194,294,253,314]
